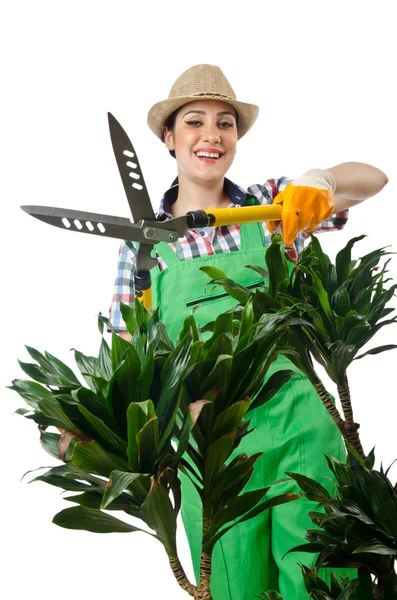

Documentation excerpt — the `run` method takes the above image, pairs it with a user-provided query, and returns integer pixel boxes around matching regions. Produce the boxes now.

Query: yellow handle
[204,205,282,227]
[136,287,153,309]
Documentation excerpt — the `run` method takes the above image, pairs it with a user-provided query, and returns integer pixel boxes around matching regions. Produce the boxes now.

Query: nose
[201,123,221,144]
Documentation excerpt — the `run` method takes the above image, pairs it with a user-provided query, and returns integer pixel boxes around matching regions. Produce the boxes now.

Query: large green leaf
[204,432,236,490]
[203,492,299,552]
[44,351,82,387]
[335,235,366,283]
[286,471,332,502]
[73,350,99,391]
[40,431,75,461]
[111,331,131,371]
[137,416,159,472]
[126,401,152,470]
[25,345,59,374]
[355,344,397,360]
[78,405,127,455]
[200,269,251,305]
[32,471,93,492]
[211,400,250,441]
[141,477,177,556]
[238,297,255,342]
[308,235,331,286]
[266,239,290,298]
[120,302,138,337]
[37,398,77,431]
[71,440,129,477]
[352,538,397,555]
[157,330,193,420]
[138,345,154,404]
[204,486,271,541]
[331,285,351,317]
[311,272,334,324]
[101,470,144,509]
[301,565,332,595]
[249,370,296,412]
[98,338,113,380]
[200,354,233,412]
[53,506,143,533]
[111,343,142,408]
[245,263,269,279]
[206,453,261,512]
[17,360,59,386]
[9,379,54,409]
[64,490,131,511]
[174,399,211,465]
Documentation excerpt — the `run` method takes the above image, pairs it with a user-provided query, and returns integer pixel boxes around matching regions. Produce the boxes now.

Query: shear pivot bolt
[169,233,178,242]
[143,227,156,239]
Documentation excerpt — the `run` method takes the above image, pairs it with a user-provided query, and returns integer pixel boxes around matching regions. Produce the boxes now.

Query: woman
[110,64,388,599]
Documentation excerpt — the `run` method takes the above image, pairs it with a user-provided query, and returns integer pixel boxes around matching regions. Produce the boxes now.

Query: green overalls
[150,222,346,599]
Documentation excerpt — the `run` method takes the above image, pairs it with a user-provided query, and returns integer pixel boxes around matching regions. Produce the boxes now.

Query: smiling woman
[109,64,388,599]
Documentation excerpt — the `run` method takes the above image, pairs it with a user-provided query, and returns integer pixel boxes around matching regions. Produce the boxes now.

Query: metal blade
[108,112,156,223]
[21,205,188,245]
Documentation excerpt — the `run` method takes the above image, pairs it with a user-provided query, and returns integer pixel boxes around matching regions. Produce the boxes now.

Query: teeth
[196,152,221,158]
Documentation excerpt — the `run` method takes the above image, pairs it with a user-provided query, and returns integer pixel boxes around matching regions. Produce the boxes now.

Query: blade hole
[123,150,134,158]
[97,223,106,233]
[129,172,140,180]
[132,183,143,190]
[126,161,137,168]
[62,218,71,228]
[85,221,94,232]
[74,219,83,230]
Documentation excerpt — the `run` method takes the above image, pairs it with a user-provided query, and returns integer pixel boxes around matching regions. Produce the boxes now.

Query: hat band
[175,92,235,100]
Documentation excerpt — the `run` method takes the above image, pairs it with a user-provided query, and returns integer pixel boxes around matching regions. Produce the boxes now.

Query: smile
[194,151,224,164]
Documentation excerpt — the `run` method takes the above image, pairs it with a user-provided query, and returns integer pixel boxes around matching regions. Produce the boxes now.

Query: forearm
[326,162,388,212]
[119,329,132,342]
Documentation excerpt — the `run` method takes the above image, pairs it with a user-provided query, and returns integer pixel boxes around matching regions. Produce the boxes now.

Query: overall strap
[150,240,181,267]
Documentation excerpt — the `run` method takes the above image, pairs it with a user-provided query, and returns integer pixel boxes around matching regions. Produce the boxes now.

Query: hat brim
[147,96,259,141]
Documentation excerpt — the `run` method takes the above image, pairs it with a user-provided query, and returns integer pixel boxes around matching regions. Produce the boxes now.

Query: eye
[219,121,234,128]
[185,120,202,126]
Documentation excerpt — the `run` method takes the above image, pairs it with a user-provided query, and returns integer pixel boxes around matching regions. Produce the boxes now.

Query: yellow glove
[267,169,336,245]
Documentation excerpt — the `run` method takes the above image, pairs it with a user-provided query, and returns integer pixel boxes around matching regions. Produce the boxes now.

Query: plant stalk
[169,556,195,597]
[337,375,365,459]
[193,515,213,600]
[313,381,346,436]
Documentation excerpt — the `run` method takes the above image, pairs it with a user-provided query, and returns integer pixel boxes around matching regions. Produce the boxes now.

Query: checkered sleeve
[109,240,137,331]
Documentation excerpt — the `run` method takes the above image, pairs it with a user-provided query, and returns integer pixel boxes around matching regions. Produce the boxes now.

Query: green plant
[258,567,374,599]
[10,300,300,599]
[286,447,397,599]
[201,234,397,458]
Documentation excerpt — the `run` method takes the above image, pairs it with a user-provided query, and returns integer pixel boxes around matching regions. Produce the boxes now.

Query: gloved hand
[267,169,336,245]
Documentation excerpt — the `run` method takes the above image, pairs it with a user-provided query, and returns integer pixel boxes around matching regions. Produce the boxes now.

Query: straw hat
[147,64,259,141]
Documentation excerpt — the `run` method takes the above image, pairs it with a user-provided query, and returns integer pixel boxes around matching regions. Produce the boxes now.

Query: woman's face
[163,100,238,184]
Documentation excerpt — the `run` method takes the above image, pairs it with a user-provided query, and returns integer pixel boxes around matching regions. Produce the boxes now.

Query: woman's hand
[267,169,336,245]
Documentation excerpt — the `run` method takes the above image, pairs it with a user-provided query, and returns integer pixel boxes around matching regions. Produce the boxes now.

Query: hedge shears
[21,113,282,308]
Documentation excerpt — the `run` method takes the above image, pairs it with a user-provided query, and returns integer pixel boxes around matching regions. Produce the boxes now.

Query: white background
[1,1,396,598]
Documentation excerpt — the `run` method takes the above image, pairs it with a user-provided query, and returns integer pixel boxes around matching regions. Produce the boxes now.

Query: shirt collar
[156,178,247,221]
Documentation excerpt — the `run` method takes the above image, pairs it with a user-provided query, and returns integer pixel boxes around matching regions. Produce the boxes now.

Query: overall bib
[150,223,346,599]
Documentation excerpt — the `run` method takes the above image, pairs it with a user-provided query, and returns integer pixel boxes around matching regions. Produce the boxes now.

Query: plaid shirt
[109,177,349,330]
